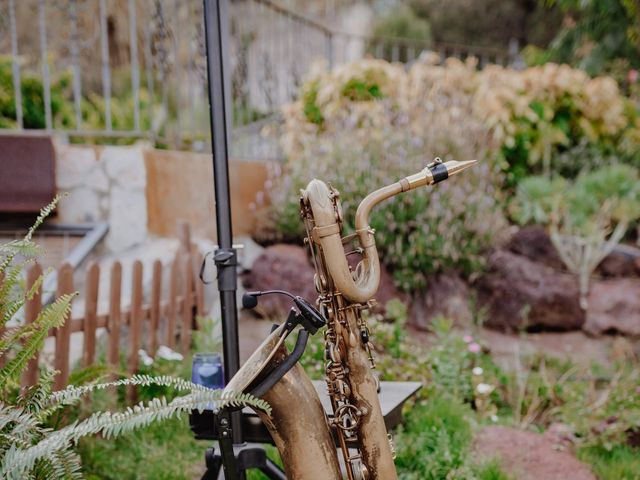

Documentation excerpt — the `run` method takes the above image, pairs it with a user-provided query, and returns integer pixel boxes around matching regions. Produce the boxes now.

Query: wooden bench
[0,134,56,215]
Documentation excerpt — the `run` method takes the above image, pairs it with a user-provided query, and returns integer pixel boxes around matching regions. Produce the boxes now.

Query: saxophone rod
[355,159,477,231]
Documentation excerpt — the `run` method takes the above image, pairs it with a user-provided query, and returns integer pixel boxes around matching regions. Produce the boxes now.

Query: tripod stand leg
[201,447,223,480]
[259,458,287,480]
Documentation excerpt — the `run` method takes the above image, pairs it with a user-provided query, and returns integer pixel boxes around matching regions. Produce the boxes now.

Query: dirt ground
[473,426,596,480]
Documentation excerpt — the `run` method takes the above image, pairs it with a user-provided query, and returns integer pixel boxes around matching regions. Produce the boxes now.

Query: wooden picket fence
[15,224,205,396]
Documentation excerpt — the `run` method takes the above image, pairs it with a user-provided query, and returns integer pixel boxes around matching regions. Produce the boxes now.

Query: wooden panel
[127,260,143,403]
[166,257,179,349]
[54,263,74,391]
[181,254,193,353]
[82,262,99,367]
[0,135,56,213]
[144,149,270,238]
[149,259,162,355]
[21,262,43,389]
[108,261,122,367]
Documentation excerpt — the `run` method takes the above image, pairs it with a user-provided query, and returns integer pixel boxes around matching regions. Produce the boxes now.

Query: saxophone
[224,158,476,480]
[300,158,476,480]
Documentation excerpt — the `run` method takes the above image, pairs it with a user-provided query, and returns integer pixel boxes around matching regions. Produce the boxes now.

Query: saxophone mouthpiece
[443,159,477,176]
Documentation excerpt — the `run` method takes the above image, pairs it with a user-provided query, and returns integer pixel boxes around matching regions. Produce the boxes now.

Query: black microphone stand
[199,1,285,478]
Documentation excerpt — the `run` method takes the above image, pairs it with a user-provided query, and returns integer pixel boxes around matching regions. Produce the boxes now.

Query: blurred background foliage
[257,52,640,291]
[0,56,162,144]
[376,0,563,50]
[530,0,640,76]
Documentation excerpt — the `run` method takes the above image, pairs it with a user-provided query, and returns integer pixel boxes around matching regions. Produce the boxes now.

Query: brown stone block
[144,149,271,239]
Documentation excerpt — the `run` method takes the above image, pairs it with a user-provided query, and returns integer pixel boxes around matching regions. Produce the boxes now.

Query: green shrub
[0,58,159,144]
[513,165,640,306]
[578,445,640,480]
[543,0,640,76]
[395,396,472,479]
[264,58,508,291]
[512,165,640,232]
[476,62,640,185]
[0,201,266,479]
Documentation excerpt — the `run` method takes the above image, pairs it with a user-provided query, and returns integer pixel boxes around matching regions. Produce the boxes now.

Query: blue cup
[191,353,224,390]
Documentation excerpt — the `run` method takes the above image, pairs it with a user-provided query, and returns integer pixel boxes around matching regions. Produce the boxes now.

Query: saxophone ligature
[224,158,476,480]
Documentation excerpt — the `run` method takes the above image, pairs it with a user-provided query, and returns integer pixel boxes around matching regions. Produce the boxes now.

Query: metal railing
[0,0,517,159]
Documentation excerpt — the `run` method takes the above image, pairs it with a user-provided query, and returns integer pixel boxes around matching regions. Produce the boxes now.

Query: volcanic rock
[597,251,640,278]
[476,250,584,332]
[409,272,472,330]
[241,244,317,317]
[584,278,640,336]
[506,225,564,270]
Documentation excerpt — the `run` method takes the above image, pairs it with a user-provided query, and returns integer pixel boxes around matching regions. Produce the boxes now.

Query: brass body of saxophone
[300,158,476,480]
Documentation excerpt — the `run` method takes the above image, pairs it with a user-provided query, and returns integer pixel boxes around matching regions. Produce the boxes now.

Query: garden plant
[0,200,267,479]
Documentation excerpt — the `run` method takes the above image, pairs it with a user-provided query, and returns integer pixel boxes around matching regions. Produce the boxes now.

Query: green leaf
[0,294,74,387]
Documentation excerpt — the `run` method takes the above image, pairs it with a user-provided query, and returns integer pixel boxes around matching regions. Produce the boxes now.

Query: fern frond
[49,374,209,407]
[0,323,42,361]
[24,195,64,243]
[30,458,55,480]
[0,403,49,447]
[18,369,56,418]
[0,250,17,276]
[218,389,271,413]
[50,448,83,480]
[0,262,30,327]
[1,389,269,478]
[0,294,74,387]
[0,240,43,260]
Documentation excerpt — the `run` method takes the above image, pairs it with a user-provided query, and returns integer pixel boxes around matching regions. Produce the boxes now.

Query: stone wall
[54,140,269,253]
[55,142,149,252]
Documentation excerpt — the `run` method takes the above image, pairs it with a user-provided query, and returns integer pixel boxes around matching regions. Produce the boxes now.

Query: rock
[241,244,317,317]
[102,145,146,189]
[106,186,147,252]
[236,236,265,272]
[374,264,408,313]
[56,144,99,190]
[58,187,101,223]
[476,250,584,332]
[473,426,596,480]
[408,272,472,330]
[584,278,640,336]
[85,166,110,193]
[597,251,640,278]
[507,226,564,270]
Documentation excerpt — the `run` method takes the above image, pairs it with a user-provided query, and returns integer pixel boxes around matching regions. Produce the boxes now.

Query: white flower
[476,383,494,395]
[138,349,154,367]
[472,367,484,376]
[491,415,498,423]
[156,345,184,362]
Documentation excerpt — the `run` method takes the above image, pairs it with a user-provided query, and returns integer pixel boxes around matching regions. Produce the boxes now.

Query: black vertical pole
[202,0,243,446]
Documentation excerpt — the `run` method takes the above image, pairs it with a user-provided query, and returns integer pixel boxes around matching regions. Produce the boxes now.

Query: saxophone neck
[303,158,476,304]
[354,158,477,231]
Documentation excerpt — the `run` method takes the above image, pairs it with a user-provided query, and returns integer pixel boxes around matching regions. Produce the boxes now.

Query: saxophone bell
[225,293,342,480]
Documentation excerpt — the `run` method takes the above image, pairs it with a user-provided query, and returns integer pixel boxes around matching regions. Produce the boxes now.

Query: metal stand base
[199,411,286,480]
[200,443,286,480]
